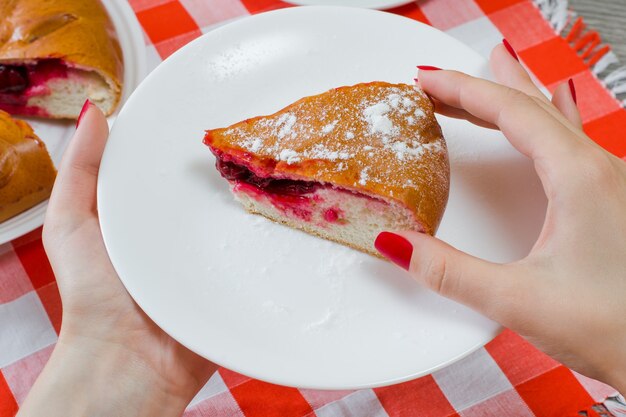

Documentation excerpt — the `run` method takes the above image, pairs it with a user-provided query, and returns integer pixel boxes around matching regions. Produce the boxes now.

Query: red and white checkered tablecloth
[2,0,626,416]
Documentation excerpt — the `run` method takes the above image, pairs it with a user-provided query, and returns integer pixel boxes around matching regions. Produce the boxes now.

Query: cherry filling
[0,59,69,116]
[215,158,321,196]
[211,152,379,225]
[0,59,68,96]
[0,66,28,93]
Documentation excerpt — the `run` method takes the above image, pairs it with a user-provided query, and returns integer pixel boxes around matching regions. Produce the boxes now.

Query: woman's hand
[375,43,626,393]
[19,103,217,417]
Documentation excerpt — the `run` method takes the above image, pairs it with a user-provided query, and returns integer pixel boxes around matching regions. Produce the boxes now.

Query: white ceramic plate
[99,7,546,389]
[0,0,146,245]
[285,0,414,9]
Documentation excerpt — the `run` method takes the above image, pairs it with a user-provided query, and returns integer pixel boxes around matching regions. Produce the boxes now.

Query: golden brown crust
[0,0,123,113]
[0,110,56,222]
[205,82,450,234]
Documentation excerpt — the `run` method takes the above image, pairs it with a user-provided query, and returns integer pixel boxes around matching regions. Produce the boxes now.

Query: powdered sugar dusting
[363,102,396,136]
[308,144,352,161]
[357,87,441,169]
[277,113,297,139]
[424,141,444,153]
[249,138,263,152]
[388,93,401,108]
[391,141,426,161]
[218,83,446,192]
[322,121,337,134]
[359,167,370,185]
[279,149,300,164]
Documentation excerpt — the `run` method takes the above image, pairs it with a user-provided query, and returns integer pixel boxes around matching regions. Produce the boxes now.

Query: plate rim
[99,5,503,390]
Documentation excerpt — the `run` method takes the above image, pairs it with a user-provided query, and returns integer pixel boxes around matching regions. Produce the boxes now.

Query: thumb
[375,231,518,318]
[47,101,109,221]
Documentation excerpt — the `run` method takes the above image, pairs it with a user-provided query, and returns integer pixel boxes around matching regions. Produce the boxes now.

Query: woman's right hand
[375,42,626,392]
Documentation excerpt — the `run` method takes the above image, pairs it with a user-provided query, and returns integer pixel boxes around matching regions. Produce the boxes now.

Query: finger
[47,102,109,220]
[433,99,498,130]
[414,79,495,129]
[552,80,582,128]
[418,69,582,161]
[490,42,550,103]
[375,231,521,320]
[491,42,583,130]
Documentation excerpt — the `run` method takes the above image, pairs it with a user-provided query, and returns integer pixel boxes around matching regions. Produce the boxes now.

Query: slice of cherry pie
[204,82,450,256]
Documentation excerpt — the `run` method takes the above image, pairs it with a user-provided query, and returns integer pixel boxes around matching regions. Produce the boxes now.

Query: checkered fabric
[2,0,625,416]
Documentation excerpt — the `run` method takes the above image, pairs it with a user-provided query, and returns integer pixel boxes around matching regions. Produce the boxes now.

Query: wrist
[19,333,192,417]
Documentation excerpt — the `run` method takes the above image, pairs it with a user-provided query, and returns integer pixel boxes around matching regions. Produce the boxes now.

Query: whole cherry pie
[0,0,123,119]
[0,110,56,222]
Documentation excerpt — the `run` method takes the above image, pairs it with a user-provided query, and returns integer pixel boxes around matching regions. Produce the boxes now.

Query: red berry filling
[0,59,69,116]
[214,154,336,223]
[323,208,340,223]
[0,65,28,93]
[211,151,386,226]
[215,157,320,196]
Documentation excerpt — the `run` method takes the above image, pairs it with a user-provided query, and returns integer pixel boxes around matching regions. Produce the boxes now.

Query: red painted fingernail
[374,232,413,271]
[76,99,92,128]
[502,38,518,61]
[414,77,419,84]
[568,78,577,105]
[417,65,442,71]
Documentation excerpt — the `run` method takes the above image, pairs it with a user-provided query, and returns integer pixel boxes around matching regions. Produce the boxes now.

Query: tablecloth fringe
[600,395,626,417]
[534,0,626,107]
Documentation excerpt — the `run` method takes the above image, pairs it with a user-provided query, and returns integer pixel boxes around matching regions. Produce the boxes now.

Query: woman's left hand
[19,103,217,417]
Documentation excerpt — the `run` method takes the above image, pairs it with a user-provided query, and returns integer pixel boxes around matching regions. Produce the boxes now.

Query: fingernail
[374,232,413,270]
[76,99,92,128]
[502,38,518,61]
[417,65,442,71]
[568,78,577,105]
[413,77,419,84]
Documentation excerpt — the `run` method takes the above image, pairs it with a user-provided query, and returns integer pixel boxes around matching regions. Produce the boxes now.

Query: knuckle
[421,255,452,296]
[487,280,521,324]
[581,149,615,183]
[497,89,534,126]
[491,264,540,327]
[69,161,100,178]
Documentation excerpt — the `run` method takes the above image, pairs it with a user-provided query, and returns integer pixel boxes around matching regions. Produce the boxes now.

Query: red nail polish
[568,78,577,105]
[374,232,413,271]
[417,65,442,71]
[502,38,518,61]
[414,77,419,84]
[76,99,92,128]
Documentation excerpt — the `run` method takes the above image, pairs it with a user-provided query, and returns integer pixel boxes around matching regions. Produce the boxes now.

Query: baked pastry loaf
[0,0,123,118]
[0,110,56,222]
[204,82,449,256]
